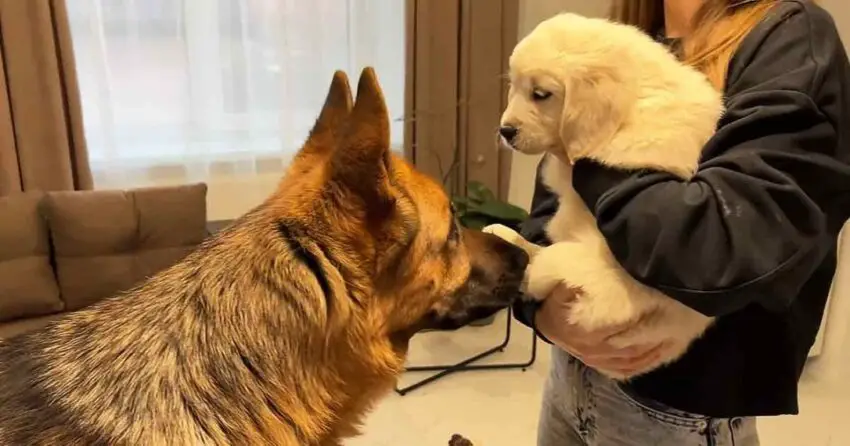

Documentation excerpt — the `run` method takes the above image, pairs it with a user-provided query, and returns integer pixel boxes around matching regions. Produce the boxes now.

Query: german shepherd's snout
[427,228,529,331]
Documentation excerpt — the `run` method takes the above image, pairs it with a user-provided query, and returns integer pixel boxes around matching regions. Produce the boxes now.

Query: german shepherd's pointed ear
[303,70,354,154]
[331,67,394,213]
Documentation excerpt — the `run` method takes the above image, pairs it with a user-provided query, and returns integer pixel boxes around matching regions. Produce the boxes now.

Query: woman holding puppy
[515,0,850,445]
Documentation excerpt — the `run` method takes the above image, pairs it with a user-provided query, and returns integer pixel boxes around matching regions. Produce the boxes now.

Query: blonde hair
[609,0,779,89]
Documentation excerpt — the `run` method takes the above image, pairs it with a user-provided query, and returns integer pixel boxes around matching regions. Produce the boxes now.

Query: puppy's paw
[523,244,572,301]
[565,289,643,331]
[482,224,541,257]
[482,224,523,245]
[526,241,648,326]
[573,289,714,379]
[604,300,714,352]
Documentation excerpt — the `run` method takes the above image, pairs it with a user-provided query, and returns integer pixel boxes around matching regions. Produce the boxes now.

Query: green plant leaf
[466,181,496,203]
[451,196,474,217]
[459,214,492,230]
[452,180,529,230]
[457,191,484,206]
[460,212,525,231]
[472,200,529,222]
[451,195,472,208]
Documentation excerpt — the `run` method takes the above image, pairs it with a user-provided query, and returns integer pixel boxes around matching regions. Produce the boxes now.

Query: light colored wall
[507,0,612,210]
[821,0,850,48]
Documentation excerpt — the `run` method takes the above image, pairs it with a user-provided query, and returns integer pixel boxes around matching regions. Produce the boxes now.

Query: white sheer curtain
[66,0,405,219]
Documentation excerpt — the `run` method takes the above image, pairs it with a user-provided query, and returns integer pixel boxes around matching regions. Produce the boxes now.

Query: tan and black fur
[0,68,527,445]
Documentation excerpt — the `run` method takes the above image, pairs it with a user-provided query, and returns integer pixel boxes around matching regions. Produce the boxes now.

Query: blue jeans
[539,347,760,446]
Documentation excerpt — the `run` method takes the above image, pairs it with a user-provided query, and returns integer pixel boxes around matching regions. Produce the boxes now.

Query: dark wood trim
[498,0,519,201]
[460,0,519,200]
[404,0,460,193]
[405,0,519,199]
[457,0,472,194]
[403,0,416,161]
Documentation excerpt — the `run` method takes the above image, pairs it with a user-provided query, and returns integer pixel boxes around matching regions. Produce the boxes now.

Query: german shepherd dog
[0,68,527,445]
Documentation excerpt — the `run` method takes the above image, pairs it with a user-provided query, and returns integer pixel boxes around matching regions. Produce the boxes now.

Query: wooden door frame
[404,0,519,200]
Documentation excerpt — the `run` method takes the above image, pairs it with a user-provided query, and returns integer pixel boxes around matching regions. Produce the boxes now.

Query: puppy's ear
[559,67,635,162]
[330,67,395,216]
[302,70,354,155]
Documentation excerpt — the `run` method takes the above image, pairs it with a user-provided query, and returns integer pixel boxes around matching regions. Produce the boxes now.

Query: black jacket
[514,0,850,417]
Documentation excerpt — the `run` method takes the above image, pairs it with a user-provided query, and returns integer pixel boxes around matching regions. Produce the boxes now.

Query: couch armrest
[206,219,235,235]
[44,183,208,310]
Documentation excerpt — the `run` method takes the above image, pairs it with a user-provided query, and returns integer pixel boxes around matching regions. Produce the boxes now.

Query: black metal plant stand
[394,306,538,396]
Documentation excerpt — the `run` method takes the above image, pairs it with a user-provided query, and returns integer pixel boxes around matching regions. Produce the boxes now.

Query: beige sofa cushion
[0,192,64,322]
[0,314,61,339]
[45,183,208,311]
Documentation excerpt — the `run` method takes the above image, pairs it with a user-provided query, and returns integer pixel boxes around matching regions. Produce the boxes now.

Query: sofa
[0,183,208,339]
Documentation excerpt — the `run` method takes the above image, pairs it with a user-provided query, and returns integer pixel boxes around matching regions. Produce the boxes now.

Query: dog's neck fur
[5,215,405,446]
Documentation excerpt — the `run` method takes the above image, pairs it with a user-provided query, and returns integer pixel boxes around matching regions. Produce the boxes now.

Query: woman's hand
[535,284,671,377]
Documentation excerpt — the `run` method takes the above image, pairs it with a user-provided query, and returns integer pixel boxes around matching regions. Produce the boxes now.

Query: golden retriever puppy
[487,12,725,379]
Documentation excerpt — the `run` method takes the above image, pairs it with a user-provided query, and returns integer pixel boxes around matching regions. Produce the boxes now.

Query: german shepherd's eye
[447,204,460,243]
[447,220,459,243]
[531,89,552,101]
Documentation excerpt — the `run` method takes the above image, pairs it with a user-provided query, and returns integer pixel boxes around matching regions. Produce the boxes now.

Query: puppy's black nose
[499,126,518,144]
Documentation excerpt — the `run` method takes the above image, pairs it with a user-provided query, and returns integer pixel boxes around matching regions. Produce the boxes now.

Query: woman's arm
[572,5,850,317]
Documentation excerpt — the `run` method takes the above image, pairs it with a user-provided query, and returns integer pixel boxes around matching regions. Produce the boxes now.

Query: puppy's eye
[531,89,552,101]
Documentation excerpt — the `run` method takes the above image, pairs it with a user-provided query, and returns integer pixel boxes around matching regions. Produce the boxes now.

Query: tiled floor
[348,311,850,445]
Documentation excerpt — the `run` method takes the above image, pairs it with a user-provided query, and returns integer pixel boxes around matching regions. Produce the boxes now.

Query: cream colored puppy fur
[487,13,724,379]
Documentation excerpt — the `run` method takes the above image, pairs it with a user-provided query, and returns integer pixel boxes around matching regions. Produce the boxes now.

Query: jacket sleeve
[571,7,850,317]
[512,158,557,339]
[520,158,558,245]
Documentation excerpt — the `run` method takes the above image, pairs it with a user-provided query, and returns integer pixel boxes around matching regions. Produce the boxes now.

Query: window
[67,0,405,218]
[65,0,517,219]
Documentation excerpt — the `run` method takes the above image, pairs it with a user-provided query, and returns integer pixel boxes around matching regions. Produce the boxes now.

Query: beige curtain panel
[0,0,92,196]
